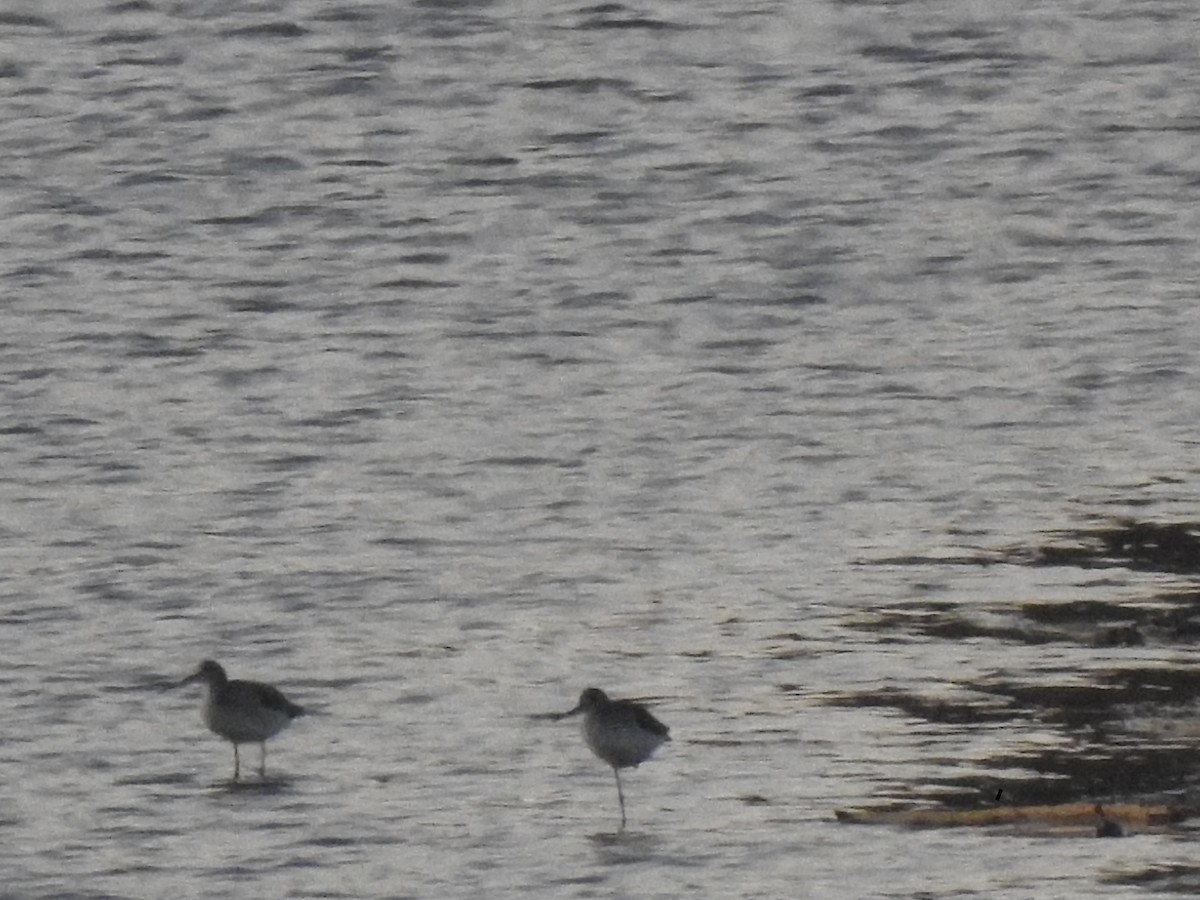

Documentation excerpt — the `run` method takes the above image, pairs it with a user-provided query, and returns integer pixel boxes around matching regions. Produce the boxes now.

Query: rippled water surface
[5,0,1200,896]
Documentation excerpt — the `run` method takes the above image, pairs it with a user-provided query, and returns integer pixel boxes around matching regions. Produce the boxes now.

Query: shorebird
[554,687,670,829]
[177,660,306,781]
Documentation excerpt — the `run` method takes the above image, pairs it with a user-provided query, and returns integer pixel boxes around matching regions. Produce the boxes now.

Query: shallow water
[4,0,1200,896]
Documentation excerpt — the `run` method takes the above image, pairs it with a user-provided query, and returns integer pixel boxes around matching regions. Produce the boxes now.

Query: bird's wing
[252,682,306,718]
[632,704,670,739]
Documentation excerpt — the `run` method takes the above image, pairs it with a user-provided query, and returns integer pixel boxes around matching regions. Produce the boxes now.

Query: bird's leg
[259,742,267,778]
[233,744,240,782]
[614,768,626,831]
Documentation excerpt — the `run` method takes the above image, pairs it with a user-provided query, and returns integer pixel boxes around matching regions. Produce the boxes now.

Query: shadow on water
[1101,863,1200,894]
[585,829,667,863]
[208,777,298,795]
[586,829,658,845]
[1022,519,1200,576]
[833,518,1200,817]
[112,771,299,795]
[875,518,1200,578]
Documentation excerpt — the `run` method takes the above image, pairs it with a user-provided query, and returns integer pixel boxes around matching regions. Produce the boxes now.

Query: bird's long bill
[176,669,202,688]
[551,702,584,721]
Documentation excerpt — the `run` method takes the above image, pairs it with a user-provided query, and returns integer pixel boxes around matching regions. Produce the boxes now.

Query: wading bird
[177,659,305,781]
[554,687,670,830]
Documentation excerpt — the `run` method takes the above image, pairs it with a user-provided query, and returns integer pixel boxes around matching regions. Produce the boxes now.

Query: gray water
[4,0,1200,896]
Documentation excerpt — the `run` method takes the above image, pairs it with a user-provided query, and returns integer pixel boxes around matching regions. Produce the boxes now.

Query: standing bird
[177,660,306,781]
[554,687,670,830]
